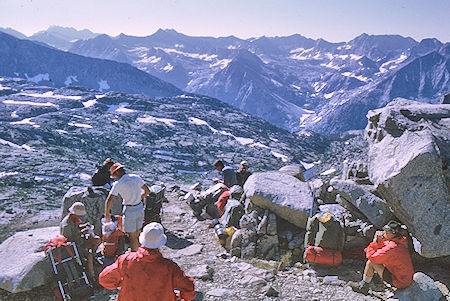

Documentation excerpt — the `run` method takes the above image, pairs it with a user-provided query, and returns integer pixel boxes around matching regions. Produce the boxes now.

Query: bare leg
[86,252,94,275]
[364,260,385,279]
[128,230,141,252]
[352,260,385,294]
[86,235,101,251]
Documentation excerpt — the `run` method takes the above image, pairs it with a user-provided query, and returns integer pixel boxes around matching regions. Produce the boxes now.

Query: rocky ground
[1,186,448,301]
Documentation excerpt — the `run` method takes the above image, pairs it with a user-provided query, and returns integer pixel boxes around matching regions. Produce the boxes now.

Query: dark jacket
[236,170,251,186]
[92,165,111,186]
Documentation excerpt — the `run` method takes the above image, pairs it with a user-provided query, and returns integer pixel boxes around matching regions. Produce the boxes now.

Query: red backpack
[43,236,75,263]
[102,215,125,258]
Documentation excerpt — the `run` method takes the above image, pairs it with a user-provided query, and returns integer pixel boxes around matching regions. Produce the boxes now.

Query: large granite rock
[0,227,59,293]
[278,165,305,181]
[366,99,450,257]
[330,179,394,228]
[389,272,444,301]
[244,172,312,228]
[61,186,123,235]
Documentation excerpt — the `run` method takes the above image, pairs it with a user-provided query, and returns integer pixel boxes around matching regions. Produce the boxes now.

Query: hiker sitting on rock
[236,160,251,187]
[99,222,196,301]
[213,160,238,188]
[91,158,115,187]
[351,220,414,295]
[60,202,101,280]
[105,162,150,252]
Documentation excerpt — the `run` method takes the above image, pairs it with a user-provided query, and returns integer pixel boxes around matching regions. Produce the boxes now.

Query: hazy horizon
[1,25,446,45]
[1,0,449,43]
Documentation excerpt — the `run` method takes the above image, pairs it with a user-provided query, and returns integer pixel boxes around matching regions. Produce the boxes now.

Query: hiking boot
[351,280,370,295]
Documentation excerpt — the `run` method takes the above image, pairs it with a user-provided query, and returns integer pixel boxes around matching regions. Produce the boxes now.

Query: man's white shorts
[122,202,144,233]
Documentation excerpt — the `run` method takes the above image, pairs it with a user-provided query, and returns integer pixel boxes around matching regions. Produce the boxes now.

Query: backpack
[304,245,342,266]
[144,185,165,224]
[102,215,125,258]
[200,183,227,204]
[304,212,345,252]
[220,199,244,228]
[91,165,111,186]
[44,236,75,263]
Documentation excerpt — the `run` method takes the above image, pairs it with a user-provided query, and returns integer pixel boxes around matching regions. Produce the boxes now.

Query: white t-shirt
[109,174,145,205]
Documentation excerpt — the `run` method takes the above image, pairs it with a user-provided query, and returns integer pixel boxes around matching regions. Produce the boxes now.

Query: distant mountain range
[0,32,181,97]
[1,26,449,134]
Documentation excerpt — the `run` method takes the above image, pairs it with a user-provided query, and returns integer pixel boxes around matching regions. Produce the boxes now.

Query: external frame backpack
[304,212,345,252]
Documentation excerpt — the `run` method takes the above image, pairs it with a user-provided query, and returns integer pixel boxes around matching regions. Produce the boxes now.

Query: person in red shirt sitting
[352,220,414,295]
[99,222,196,301]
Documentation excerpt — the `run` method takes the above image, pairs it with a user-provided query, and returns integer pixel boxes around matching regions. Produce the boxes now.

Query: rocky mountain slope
[0,77,321,240]
[0,32,181,98]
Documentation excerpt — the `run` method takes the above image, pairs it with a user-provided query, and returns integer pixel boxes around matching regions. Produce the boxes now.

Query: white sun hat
[139,222,167,249]
[68,202,86,216]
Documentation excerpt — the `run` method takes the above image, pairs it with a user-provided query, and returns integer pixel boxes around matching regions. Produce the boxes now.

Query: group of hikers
[58,158,415,300]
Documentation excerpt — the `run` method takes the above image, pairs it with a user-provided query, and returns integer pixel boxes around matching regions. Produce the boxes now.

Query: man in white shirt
[105,163,150,251]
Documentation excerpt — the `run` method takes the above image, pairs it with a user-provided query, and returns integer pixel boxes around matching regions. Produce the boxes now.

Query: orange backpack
[102,215,125,258]
[43,236,75,263]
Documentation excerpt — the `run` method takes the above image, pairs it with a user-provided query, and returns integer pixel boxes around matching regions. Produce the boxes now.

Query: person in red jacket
[99,222,196,301]
[352,220,414,295]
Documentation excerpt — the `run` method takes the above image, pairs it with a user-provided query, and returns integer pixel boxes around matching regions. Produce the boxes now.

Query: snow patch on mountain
[234,137,255,145]
[82,99,97,108]
[299,110,315,123]
[251,142,270,149]
[0,83,10,91]
[163,63,174,72]
[68,122,93,129]
[379,54,408,73]
[156,48,217,61]
[19,91,82,100]
[313,82,326,92]
[107,102,135,113]
[301,161,315,169]
[341,72,369,82]
[271,151,289,162]
[11,118,40,128]
[324,92,335,99]
[98,79,110,92]
[0,171,19,179]
[138,56,161,64]
[25,73,49,83]
[126,141,143,147]
[209,59,232,69]
[3,99,58,107]
[137,115,178,127]
[320,61,341,70]
[0,138,34,151]
[320,167,336,176]
[64,75,78,85]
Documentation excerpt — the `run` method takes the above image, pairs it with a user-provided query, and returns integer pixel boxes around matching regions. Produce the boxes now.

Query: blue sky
[0,0,449,42]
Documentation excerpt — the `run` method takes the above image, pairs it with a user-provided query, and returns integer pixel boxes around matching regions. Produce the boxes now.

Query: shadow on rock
[192,291,204,301]
[165,231,194,250]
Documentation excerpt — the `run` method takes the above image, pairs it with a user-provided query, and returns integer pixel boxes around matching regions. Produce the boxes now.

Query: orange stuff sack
[304,245,342,266]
